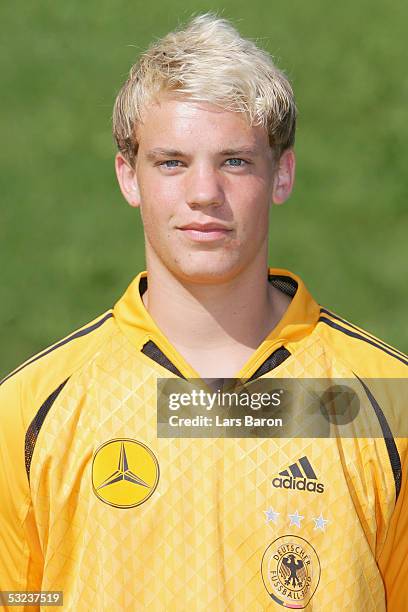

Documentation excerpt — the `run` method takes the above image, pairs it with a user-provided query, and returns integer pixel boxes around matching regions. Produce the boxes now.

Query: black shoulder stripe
[355,375,402,502]
[318,316,408,367]
[25,378,69,482]
[320,308,407,360]
[1,312,113,387]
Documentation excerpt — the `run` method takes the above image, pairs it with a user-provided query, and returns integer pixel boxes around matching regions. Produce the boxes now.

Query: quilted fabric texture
[30,330,390,610]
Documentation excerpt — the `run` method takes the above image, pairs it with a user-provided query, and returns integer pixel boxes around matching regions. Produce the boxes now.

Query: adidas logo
[272,456,325,494]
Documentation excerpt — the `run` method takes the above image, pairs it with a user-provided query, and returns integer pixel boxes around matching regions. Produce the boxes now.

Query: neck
[142,254,291,353]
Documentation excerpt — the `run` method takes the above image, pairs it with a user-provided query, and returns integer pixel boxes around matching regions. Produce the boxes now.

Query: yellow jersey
[0,269,407,611]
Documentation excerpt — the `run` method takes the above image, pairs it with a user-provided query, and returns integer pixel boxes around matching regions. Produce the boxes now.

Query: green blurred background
[1,1,407,377]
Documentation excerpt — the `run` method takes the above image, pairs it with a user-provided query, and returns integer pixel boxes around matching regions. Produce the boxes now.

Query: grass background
[1,0,407,377]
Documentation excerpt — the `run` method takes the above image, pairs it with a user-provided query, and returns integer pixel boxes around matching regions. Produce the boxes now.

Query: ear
[115,152,141,208]
[271,149,296,205]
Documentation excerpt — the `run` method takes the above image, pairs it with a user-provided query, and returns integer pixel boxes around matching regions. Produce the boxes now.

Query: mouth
[177,223,233,242]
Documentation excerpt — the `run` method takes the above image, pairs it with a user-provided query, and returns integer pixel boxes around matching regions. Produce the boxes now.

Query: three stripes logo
[272,456,325,494]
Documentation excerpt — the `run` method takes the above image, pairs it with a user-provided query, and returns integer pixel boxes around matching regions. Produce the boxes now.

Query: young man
[1,14,407,611]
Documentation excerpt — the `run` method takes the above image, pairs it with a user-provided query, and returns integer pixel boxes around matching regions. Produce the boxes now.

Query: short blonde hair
[112,14,297,167]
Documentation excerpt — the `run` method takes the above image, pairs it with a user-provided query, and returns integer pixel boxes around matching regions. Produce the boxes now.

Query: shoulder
[315,307,407,378]
[316,307,408,509]
[0,310,117,430]
[0,310,117,520]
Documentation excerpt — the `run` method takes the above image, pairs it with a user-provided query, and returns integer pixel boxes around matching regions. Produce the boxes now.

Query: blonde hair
[112,14,297,167]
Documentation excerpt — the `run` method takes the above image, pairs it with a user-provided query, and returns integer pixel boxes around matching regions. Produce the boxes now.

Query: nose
[185,163,225,209]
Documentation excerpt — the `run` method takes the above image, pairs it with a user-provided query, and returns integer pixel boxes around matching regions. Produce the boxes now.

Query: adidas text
[272,476,325,494]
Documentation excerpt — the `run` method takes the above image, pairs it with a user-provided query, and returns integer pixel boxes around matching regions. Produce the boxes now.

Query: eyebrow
[145,148,186,161]
[145,146,259,161]
[218,147,258,156]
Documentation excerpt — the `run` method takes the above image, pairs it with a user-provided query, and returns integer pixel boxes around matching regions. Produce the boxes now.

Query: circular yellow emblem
[92,438,159,508]
[261,535,320,608]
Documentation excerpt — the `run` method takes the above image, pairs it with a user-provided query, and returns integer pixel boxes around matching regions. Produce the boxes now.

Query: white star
[288,510,304,528]
[313,513,329,531]
[264,508,280,523]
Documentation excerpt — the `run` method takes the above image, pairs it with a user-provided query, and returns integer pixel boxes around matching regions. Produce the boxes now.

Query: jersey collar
[113,268,320,379]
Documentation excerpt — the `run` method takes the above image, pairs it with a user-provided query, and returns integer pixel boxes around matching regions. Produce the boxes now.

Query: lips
[178,223,232,231]
[177,222,232,242]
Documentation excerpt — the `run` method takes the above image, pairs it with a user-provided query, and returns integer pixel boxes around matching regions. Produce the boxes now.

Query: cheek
[139,189,175,232]
[240,211,270,245]
[139,173,181,221]
[229,171,272,203]
[232,183,271,233]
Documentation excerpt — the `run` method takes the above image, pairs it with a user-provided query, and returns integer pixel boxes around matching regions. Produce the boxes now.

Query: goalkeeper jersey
[0,268,407,611]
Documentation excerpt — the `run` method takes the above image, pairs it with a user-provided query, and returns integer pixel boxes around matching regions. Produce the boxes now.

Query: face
[115,97,295,284]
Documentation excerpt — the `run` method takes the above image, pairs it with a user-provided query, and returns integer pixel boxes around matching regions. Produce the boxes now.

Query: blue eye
[161,160,182,168]
[225,158,245,167]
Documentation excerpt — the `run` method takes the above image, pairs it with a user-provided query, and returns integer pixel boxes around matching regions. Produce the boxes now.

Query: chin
[169,258,244,286]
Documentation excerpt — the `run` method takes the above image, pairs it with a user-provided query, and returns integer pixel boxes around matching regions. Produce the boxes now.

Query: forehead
[136,96,270,152]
